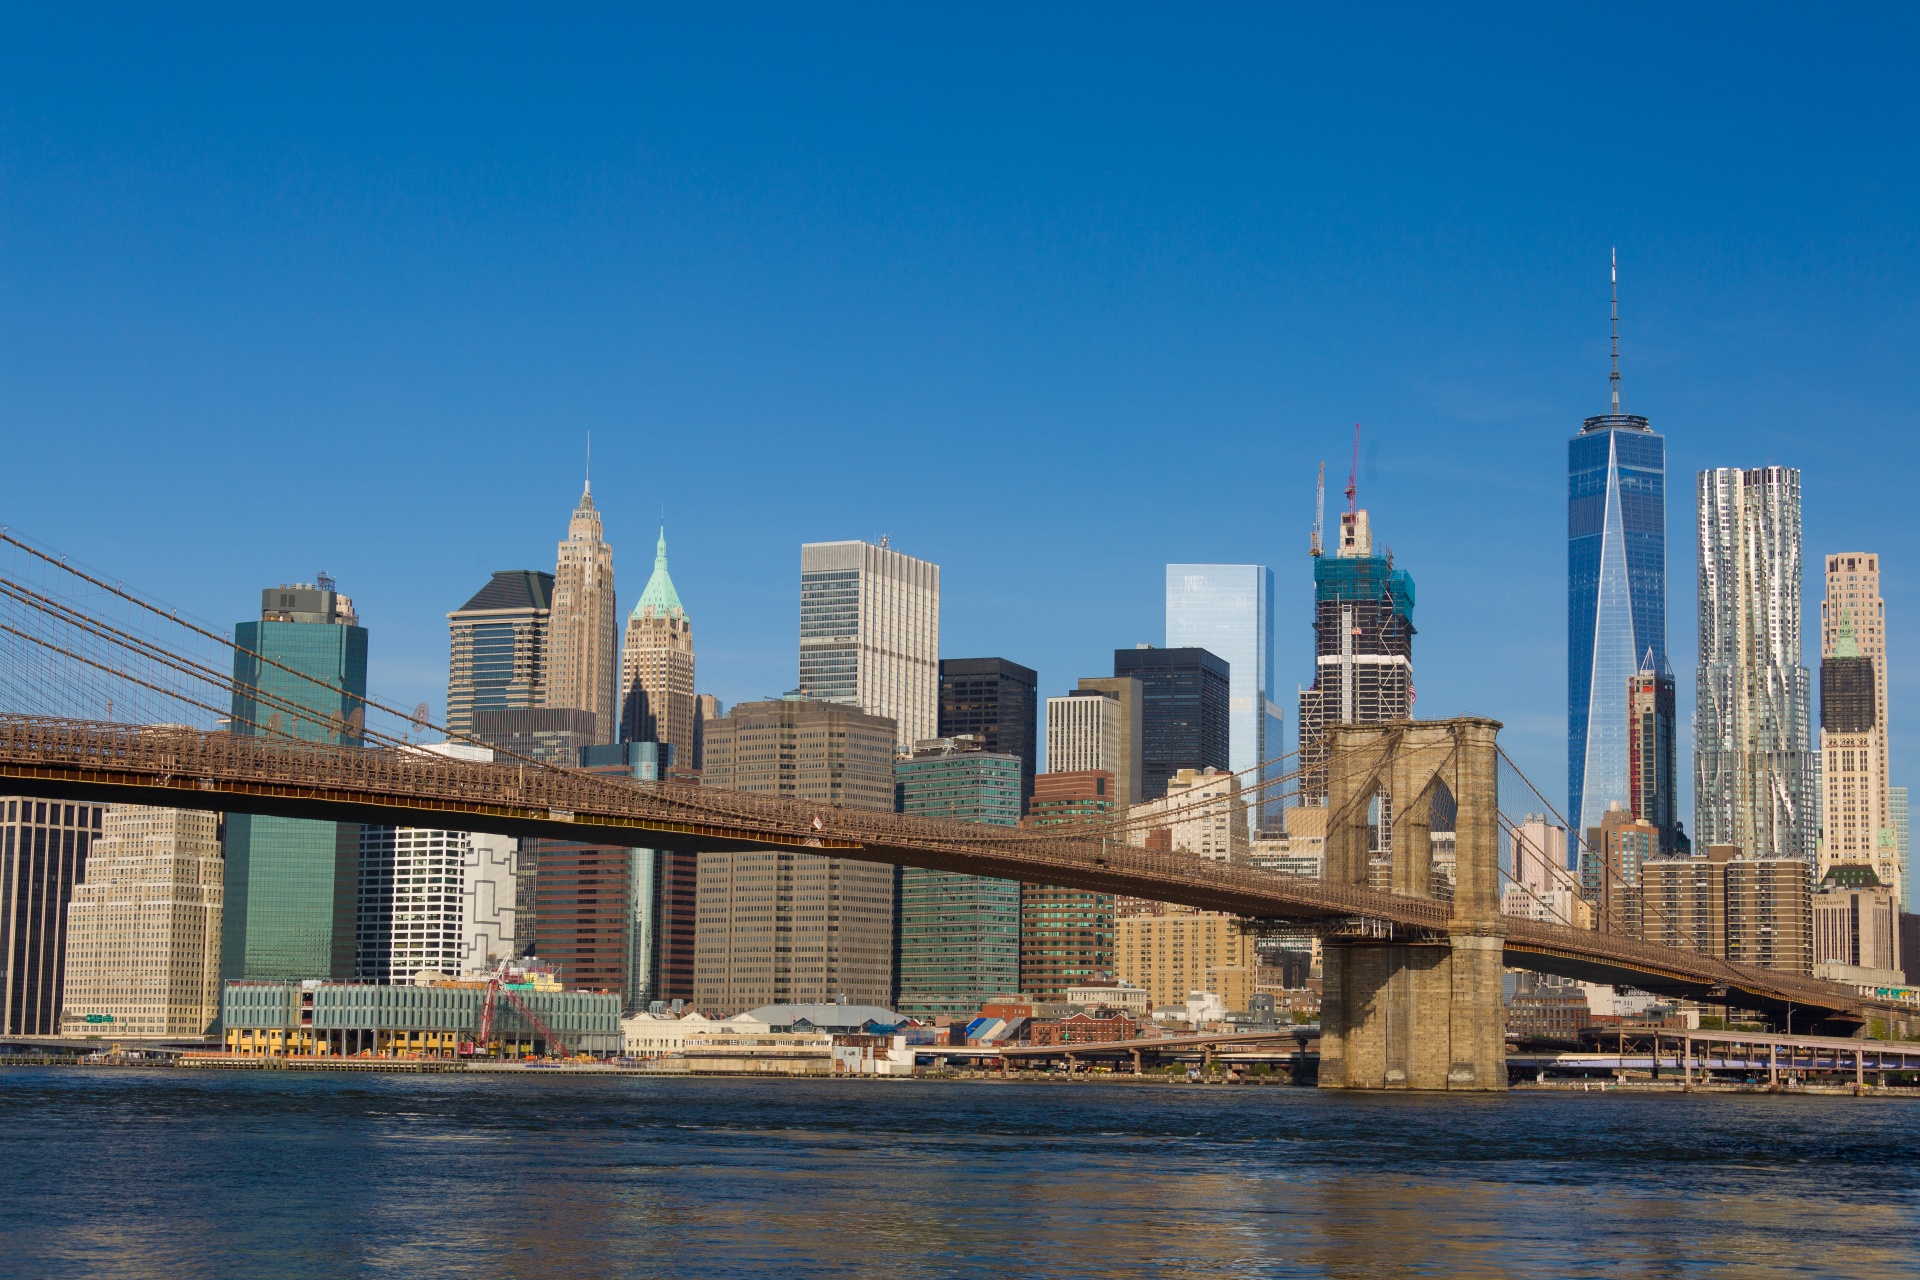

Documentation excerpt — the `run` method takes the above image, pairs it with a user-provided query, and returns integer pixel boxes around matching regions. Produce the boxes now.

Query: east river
[2,1069,1916,1278]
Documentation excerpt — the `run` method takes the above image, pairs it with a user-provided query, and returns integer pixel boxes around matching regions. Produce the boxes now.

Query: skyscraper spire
[584,430,592,498]
[1609,248,1620,414]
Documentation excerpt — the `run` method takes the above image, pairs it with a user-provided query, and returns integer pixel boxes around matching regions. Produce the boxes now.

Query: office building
[1627,656,1680,854]
[1166,564,1279,826]
[1132,767,1249,865]
[1812,866,1901,983]
[1510,814,1569,895]
[1,798,104,1035]
[355,745,516,985]
[1071,676,1143,808]
[1297,504,1415,803]
[549,481,619,746]
[1114,646,1230,802]
[619,527,696,766]
[1047,688,1125,781]
[1021,771,1117,1001]
[222,582,367,984]
[694,699,898,1015]
[938,658,1038,813]
[1893,786,1911,914]
[894,739,1022,1017]
[531,741,671,1009]
[1114,912,1258,1012]
[692,694,724,774]
[1695,467,1816,862]
[1568,279,1668,839]
[470,707,599,769]
[1581,801,1656,937]
[798,540,939,748]
[1820,556,1896,897]
[60,806,223,1038]
[445,570,552,742]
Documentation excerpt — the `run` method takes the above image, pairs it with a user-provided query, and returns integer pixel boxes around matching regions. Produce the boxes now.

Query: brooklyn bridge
[0,529,1909,1090]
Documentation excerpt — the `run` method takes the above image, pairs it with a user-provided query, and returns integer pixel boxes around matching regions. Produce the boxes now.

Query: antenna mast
[1311,461,1325,557]
[1609,248,1620,413]
[1345,423,1360,515]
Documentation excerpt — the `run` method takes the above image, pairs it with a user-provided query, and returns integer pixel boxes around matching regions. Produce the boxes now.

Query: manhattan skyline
[1,9,1914,815]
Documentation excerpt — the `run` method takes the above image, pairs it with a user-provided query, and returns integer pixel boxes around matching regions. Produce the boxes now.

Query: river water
[1,1069,1915,1278]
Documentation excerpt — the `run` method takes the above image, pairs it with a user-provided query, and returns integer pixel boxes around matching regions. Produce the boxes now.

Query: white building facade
[798,540,939,748]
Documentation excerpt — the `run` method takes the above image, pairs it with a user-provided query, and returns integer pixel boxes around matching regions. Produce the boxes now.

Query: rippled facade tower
[1695,466,1815,860]
[1568,263,1666,842]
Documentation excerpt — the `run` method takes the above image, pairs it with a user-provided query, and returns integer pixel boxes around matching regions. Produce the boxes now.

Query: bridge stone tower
[1318,717,1507,1091]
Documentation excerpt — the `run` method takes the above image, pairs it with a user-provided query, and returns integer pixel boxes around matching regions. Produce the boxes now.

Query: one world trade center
[1569,255,1667,845]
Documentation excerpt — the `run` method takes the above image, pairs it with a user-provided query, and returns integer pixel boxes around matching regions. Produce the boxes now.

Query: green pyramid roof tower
[1834,608,1861,659]
[633,525,684,619]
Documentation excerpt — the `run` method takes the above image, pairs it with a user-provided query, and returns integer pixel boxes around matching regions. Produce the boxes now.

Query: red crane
[468,962,573,1059]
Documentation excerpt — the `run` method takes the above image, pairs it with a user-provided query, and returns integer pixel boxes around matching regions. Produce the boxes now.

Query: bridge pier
[1316,719,1508,1092]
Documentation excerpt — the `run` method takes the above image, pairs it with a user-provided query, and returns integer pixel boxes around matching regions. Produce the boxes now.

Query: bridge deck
[0,716,1901,1023]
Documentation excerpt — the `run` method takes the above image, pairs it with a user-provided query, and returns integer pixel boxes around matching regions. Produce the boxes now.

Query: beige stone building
[1812,866,1901,983]
[693,699,898,1015]
[1115,912,1258,1012]
[1070,676,1143,808]
[618,526,695,764]
[548,480,619,745]
[60,806,223,1038]
[1819,555,1895,896]
[1133,766,1249,864]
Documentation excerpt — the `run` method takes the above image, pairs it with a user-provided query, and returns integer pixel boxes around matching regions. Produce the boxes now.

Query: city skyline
[3,10,1914,837]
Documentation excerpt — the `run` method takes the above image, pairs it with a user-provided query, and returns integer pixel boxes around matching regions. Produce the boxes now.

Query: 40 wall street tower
[1569,260,1667,843]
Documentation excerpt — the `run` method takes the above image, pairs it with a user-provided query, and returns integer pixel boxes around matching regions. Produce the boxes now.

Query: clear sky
[3,7,1916,812]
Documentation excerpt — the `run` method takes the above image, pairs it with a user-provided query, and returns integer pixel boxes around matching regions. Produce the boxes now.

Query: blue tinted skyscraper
[222,582,368,983]
[1166,565,1277,825]
[1569,262,1666,843]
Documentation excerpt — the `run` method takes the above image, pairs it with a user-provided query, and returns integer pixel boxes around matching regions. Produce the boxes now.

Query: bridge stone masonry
[0,712,1910,1080]
[1318,719,1507,1091]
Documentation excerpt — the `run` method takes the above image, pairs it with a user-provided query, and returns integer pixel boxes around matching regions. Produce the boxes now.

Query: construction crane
[1310,461,1326,557]
[468,961,574,1059]
[1345,422,1361,514]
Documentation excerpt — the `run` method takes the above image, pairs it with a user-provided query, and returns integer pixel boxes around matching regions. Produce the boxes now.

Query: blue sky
[3,7,1916,812]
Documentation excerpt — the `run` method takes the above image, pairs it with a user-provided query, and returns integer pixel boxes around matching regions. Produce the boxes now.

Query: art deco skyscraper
[548,481,618,746]
[1569,255,1667,839]
[619,526,695,762]
[798,539,939,749]
[1695,467,1815,861]
[1820,554,1894,895]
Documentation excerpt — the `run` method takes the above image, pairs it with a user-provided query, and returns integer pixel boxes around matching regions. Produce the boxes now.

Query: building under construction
[1296,501,1416,807]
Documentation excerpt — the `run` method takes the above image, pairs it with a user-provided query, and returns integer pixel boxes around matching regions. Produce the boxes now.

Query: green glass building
[894,740,1021,1017]
[221,583,369,983]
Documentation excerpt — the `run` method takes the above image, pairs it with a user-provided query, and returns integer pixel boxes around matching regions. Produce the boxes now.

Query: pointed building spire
[1609,248,1621,414]
[634,522,684,619]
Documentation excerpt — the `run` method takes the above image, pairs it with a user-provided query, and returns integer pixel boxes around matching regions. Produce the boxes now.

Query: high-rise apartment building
[355,745,516,985]
[1297,506,1415,803]
[1166,564,1279,825]
[1581,801,1657,937]
[894,739,1022,1017]
[938,658,1038,814]
[1568,277,1667,840]
[60,806,222,1038]
[1696,468,1816,861]
[1114,912,1258,1012]
[549,482,618,746]
[694,699,898,1015]
[619,527,695,764]
[1820,555,1895,896]
[223,582,367,983]
[798,540,939,748]
[1021,770,1117,1001]
[1072,677,1143,808]
[1,798,104,1035]
[445,570,552,742]
[1114,646,1230,802]
[1639,844,1812,975]
[1132,767,1249,865]
[1627,657,1680,854]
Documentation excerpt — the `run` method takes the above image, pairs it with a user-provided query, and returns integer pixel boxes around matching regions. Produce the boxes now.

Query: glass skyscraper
[1568,413,1666,844]
[222,583,368,983]
[1165,565,1276,826]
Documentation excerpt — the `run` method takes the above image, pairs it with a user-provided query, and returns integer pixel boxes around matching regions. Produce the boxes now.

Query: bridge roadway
[0,715,1904,1027]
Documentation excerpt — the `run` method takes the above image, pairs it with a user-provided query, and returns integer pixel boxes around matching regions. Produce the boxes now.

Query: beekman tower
[1569,254,1670,851]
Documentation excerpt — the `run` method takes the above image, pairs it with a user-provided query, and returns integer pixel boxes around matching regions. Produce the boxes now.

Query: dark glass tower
[1111,646,1230,802]
[937,657,1039,813]
[1569,259,1666,843]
